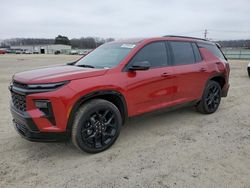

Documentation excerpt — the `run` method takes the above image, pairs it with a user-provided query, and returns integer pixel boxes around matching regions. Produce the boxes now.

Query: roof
[110,38,145,44]
[163,35,208,41]
[111,36,214,45]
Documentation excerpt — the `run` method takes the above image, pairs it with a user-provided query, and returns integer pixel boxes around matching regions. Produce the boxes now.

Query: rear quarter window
[198,43,226,60]
[192,43,202,62]
[169,41,196,65]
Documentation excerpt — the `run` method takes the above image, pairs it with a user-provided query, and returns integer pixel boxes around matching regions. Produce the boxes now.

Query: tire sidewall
[202,81,222,114]
[72,100,122,153]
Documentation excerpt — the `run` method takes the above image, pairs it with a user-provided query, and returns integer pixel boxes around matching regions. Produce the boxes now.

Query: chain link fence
[222,48,250,59]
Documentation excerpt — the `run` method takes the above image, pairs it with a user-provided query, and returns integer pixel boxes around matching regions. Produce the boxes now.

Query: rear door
[168,41,209,103]
[125,41,176,116]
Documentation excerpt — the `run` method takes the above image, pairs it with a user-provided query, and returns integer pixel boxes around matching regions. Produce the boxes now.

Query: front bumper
[11,105,69,142]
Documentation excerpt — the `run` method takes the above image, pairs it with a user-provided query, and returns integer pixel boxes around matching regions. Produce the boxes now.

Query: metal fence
[222,48,250,60]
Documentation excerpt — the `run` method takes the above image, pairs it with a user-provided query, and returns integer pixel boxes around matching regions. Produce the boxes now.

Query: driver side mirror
[67,61,76,66]
[129,61,150,71]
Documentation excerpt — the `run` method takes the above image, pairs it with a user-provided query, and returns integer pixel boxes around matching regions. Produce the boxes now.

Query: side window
[192,43,202,62]
[130,42,168,68]
[198,43,226,60]
[170,41,196,65]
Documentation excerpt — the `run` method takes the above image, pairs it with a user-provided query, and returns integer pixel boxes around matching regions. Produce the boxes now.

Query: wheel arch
[199,73,226,101]
[66,90,128,133]
[209,74,226,89]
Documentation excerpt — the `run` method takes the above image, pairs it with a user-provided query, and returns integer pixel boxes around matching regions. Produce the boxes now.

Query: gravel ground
[0,55,250,188]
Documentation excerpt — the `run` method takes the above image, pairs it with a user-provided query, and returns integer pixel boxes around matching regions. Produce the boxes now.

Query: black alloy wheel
[205,84,221,112]
[72,99,122,153]
[196,81,222,114]
[81,109,117,148]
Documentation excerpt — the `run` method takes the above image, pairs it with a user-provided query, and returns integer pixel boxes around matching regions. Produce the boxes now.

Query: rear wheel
[196,81,221,114]
[72,99,122,153]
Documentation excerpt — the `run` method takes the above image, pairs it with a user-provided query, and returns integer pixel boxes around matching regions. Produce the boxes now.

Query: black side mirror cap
[67,61,76,66]
[129,61,150,71]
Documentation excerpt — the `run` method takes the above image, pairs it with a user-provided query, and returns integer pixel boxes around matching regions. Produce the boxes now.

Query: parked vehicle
[248,63,250,77]
[33,50,39,54]
[24,50,32,54]
[54,50,60,55]
[5,49,15,54]
[0,50,6,54]
[15,49,23,54]
[79,49,92,56]
[70,50,78,55]
[9,36,230,153]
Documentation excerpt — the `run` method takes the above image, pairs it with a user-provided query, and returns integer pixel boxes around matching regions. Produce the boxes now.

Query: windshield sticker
[121,44,136,49]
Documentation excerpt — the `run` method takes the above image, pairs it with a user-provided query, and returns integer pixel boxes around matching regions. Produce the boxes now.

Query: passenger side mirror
[129,61,150,71]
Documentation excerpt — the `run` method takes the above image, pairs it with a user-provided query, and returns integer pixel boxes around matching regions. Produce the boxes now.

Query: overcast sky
[1,0,250,40]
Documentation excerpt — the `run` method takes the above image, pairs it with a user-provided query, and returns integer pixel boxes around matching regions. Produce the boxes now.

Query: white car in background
[79,49,92,56]
[24,50,32,54]
[70,50,78,55]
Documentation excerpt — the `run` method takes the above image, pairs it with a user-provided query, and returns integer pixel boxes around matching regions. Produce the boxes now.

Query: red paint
[11,37,230,133]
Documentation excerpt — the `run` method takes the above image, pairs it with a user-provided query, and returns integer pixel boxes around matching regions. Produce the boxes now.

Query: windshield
[75,42,136,68]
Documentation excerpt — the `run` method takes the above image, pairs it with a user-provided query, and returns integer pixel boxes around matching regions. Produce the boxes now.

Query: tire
[71,99,122,153]
[196,81,222,114]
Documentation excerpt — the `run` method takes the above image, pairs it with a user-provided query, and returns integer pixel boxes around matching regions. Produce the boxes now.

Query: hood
[13,65,108,84]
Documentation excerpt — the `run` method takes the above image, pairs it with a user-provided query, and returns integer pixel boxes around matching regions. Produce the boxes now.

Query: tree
[55,35,70,45]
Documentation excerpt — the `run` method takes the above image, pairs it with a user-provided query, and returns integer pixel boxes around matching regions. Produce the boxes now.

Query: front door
[125,41,176,116]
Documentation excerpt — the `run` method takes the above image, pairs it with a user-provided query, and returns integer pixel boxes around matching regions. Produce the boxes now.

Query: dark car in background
[248,63,250,77]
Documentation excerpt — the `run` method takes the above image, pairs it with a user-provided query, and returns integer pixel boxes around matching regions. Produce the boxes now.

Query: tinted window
[192,43,202,62]
[198,43,225,60]
[130,42,168,68]
[170,42,196,65]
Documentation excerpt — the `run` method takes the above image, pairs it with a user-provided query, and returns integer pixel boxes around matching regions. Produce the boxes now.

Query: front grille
[16,122,28,134]
[11,91,26,111]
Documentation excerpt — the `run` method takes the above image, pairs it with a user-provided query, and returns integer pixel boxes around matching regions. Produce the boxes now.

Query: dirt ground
[0,54,250,188]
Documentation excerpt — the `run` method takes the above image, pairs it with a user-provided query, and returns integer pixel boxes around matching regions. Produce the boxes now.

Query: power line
[208,29,250,33]
[175,30,204,35]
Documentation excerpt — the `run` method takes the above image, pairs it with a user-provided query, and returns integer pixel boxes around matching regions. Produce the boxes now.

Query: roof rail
[163,35,208,41]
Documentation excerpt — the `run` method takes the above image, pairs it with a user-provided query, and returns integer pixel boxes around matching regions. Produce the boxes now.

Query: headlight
[10,80,69,95]
[27,81,69,89]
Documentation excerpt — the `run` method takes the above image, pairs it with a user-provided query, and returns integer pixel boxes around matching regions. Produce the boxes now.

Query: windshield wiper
[76,64,95,68]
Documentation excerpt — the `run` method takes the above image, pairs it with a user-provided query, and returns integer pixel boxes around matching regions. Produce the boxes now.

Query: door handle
[161,72,169,77]
[199,68,207,72]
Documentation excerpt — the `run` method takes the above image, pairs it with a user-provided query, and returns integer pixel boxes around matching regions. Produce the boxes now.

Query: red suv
[9,36,230,153]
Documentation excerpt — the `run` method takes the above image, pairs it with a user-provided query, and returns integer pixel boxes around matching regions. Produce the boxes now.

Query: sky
[1,0,250,40]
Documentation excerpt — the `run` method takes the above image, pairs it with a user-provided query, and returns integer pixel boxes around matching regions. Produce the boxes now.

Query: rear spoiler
[215,43,222,49]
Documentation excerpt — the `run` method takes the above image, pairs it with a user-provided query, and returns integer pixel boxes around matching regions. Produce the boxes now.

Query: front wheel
[72,99,122,153]
[196,81,222,114]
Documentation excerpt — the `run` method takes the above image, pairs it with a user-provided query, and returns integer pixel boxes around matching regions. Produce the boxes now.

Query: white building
[10,44,71,54]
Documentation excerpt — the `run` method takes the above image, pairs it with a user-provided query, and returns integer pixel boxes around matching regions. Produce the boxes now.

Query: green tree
[55,35,70,45]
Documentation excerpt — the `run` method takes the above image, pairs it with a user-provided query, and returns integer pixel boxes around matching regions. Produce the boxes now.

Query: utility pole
[204,29,208,39]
